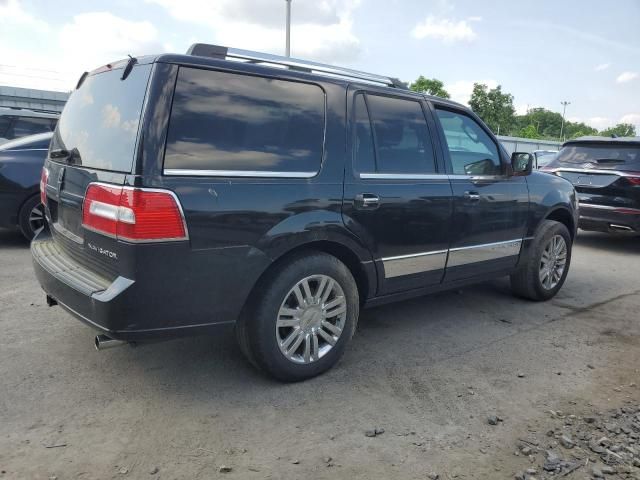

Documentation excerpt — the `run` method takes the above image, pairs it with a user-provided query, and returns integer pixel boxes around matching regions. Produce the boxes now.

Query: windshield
[550,144,640,171]
[51,63,152,172]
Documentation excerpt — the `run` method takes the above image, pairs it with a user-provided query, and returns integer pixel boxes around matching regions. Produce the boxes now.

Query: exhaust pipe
[94,334,127,351]
[610,224,634,232]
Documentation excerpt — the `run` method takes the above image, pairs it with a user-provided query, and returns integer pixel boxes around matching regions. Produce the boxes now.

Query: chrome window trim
[163,169,317,179]
[448,174,505,181]
[381,249,447,278]
[359,173,448,180]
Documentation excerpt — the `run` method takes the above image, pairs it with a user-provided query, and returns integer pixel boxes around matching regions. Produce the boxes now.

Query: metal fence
[497,135,562,154]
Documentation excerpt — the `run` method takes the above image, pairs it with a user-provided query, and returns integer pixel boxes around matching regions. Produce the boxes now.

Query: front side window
[164,67,325,174]
[364,94,436,174]
[435,108,501,175]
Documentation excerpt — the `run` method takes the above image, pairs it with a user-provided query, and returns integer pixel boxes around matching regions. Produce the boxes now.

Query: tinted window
[52,63,152,172]
[353,94,375,172]
[11,117,54,138]
[0,117,11,137]
[551,144,640,171]
[366,95,436,174]
[435,109,501,175]
[164,67,325,174]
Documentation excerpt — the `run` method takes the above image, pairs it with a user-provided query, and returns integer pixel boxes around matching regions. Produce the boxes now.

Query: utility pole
[559,101,570,142]
[285,0,292,57]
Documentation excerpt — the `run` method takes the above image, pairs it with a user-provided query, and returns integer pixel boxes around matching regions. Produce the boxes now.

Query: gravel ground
[0,229,639,480]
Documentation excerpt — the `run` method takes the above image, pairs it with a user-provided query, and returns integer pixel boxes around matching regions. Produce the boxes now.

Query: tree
[409,76,450,99]
[518,124,540,139]
[599,123,636,137]
[468,83,515,135]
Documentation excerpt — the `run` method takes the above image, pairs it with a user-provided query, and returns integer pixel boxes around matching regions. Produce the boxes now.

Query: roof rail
[186,43,408,89]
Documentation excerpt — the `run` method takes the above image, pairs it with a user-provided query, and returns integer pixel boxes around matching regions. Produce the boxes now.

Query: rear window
[551,144,640,171]
[163,67,325,175]
[51,63,152,172]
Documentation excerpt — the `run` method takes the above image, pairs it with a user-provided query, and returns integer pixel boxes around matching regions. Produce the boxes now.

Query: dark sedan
[0,132,51,240]
[543,136,640,234]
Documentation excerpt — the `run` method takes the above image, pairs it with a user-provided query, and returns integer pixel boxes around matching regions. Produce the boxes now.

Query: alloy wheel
[539,234,567,290]
[28,203,45,235]
[276,274,347,364]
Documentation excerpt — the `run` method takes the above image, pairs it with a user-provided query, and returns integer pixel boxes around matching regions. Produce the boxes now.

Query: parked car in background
[543,136,640,234]
[32,45,577,381]
[0,132,51,239]
[533,150,557,169]
[0,108,58,145]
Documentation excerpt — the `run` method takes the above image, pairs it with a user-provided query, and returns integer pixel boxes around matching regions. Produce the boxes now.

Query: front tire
[18,195,45,241]
[511,220,572,301]
[236,252,359,382]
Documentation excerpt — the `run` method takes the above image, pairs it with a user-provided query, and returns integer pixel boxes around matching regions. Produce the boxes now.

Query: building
[0,85,69,114]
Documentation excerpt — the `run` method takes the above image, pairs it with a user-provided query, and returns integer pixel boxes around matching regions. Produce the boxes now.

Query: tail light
[625,175,640,186]
[82,183,188,242]
[40,167,49,204]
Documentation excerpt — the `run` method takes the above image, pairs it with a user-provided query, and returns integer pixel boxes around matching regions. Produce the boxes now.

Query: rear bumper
[31,228,267,341]
[578,203,640,233]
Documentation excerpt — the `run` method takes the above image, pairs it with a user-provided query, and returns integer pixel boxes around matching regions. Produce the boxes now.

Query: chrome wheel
[28,203,45,234]
[276,274,347,364]
[539,234,567,290]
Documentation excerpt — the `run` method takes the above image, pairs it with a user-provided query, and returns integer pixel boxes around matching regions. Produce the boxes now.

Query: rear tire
[236,252,359,382]
[511,220,572,301]
[18,195,45,241]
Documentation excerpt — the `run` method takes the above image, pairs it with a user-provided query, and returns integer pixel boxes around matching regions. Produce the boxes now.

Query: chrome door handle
[355,193,380,209]
[464,191,481,201]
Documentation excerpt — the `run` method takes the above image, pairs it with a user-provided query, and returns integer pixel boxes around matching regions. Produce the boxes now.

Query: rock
[375,427,385,435]
[601,465,616,475]
[487,416,499,426]
[587,364,595,369]
[584,416,597,424]
[218,465,232,473]
[633,458,640,467]
[525,468,537,475]
[542,451,562,472]
[520,446,532,455]
[559,435,575,449]
[118,467,129,475]
[365,430,376,437]
[590,442,606,454]
[517,372,525,378]
[514,473,525,480]
[149,467,159,475]
[592,466,604,478]
[604,423,620,434]
[291,459,300,465]
[324,457,332,463]
[427,473,439,480]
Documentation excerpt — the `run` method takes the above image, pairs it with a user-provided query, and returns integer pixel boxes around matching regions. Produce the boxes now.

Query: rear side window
[164,67,325,175]
[363,94,436,174]
[435,108,501,175]
[11,117,54,138]
[353,94,375,172]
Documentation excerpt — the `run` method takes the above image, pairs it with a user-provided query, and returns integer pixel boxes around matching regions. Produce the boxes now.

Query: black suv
[32,45,578,381]
[543,136,640,234]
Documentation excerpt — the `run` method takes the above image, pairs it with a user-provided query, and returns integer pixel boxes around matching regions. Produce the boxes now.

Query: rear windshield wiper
[50,148,81,164]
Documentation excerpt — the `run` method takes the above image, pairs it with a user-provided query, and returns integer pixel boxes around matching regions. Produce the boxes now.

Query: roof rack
[186,43,408,90]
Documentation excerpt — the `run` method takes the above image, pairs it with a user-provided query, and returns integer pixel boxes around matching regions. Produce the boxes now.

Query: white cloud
[616,71,638,83]
[515,103,529,115]
[0,0,49,30]
[588,117,613,131]
[594,63,610,71]
[446,79,498,105]
[411,16,477,43]
[620,113,640,130]
[146,0,362,63]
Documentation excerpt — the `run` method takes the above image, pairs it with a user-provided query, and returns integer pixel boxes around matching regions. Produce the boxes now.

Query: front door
[342,89,453,295]
[431,106,529,281]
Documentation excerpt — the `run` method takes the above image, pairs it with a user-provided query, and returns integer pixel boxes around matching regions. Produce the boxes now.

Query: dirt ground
[0,229,639,480]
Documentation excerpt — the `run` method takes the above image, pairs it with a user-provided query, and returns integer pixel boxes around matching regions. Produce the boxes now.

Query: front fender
[525,172,578,237]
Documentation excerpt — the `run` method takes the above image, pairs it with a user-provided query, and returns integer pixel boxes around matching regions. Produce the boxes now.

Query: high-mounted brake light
[82,183,188,242]
[40,167,49,204]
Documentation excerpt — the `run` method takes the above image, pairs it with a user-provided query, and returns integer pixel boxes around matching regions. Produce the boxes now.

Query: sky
[1,0,639,132]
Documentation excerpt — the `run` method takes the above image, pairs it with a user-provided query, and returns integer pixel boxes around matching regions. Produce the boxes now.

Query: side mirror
[511,152,534,176]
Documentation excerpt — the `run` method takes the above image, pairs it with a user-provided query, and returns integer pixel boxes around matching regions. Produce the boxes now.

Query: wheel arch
[544,206,576,239]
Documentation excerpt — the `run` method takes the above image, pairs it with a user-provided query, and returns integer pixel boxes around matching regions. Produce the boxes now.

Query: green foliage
[468,83,515,134]
[599,123,637,137]
[409,76,450,99]
[518,124,540,139]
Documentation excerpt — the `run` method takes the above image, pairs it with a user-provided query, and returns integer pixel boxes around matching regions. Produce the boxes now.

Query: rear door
[431,105,529,281]
[43,61,152,280]
[342,88,453,295]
